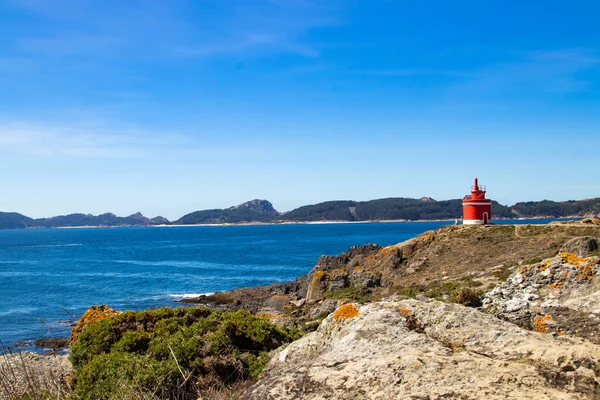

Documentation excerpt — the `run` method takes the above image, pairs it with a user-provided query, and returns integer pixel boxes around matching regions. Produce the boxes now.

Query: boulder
[560,237,598,257]
[244,299,600,399]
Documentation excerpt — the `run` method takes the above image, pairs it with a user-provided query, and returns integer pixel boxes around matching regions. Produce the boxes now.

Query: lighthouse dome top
[463,177,488,201]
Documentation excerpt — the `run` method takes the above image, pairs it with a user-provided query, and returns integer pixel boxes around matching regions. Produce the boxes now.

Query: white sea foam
[167,293,214,299]
[20,244,82,248]
[147,292,214,301]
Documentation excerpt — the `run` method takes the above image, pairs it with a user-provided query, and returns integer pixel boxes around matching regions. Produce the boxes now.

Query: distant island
[1,197,599,229]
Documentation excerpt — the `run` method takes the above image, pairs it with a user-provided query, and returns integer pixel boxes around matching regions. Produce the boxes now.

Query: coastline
[5,215,583,230]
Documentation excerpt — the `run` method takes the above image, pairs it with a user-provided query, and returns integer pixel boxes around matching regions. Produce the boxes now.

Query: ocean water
[0,220,557,351]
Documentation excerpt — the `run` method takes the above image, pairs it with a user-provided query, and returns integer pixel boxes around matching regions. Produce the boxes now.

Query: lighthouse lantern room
[462,177,492,225]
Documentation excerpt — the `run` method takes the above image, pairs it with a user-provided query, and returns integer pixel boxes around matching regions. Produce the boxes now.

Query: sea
[0,220,560,352]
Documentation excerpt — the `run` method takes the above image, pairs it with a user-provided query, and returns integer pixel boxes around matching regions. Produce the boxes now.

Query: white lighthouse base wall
[463,219,488,225]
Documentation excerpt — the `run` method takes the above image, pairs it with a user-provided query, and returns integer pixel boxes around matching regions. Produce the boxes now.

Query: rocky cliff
[241,224,600,399]
[482,237,600,343]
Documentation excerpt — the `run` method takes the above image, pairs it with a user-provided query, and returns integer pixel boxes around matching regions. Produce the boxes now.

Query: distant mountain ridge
[1,197,599,229]
[0,211,169,229]
[176,199,279,225]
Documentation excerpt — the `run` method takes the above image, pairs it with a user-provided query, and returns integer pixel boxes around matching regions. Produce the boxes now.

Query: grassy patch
[69,306,302,400]
[322,286,371,303]
[492,262,517,281]
[394,280,483,307]
[523,257,543,265]
[395,281,461,300]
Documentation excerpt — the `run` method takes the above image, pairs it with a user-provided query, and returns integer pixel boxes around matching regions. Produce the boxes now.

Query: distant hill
[0,212,35,229]
[0,212,169,229]
[511,198,600,218]
[1,197,598,229]
[282,198,514,222]
[33,212,169,228]
[176,200,280,225]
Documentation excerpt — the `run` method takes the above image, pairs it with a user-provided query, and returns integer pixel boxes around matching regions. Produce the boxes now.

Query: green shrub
[451,287,483,307]
[69,306,302,400]
[523,257,543,265]
[323,286,371,302]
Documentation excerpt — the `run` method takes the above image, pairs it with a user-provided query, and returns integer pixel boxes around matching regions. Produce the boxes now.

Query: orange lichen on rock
[539,260,551,271]
[559,252,588,266]
[69,305,120,345]
[533,315,552,333]
[329,268,349,278]
[333,304,359,321]
[313,271,327,280]
[399,308,411,315]
[555,252,598,281]
[354,265,365,273]
[378,246,399,258]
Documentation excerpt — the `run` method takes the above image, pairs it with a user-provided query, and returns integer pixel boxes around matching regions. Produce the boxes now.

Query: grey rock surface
[245,299,600,400]
[482,252,600,343]
[560,237,599,257]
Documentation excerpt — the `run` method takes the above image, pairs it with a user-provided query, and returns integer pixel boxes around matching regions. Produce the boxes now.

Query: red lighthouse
[462,177,492,225]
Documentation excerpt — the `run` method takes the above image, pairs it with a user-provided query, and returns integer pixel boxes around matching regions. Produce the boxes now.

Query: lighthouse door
[483,212,489,224]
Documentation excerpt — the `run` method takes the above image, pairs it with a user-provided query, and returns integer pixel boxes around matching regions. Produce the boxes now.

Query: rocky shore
[5,220,600,399]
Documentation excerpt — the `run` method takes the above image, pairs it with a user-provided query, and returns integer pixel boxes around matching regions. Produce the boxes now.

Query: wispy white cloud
[175,1,341,59]
[0,119,179,158]
[176,31,319,58]
[8,0,341,62]
[456,48,599,94]
[0,117,279,160]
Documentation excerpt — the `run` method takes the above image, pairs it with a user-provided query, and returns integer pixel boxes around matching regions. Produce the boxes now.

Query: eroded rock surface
[482,252,600,343]
[245,299,600,400]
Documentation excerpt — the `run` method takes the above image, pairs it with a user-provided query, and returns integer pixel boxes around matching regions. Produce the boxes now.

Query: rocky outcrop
[69,305,120,345]
[245,299,600,400]
[560,237,599,257]
[306,244,383,303]
[482,251,600,343]
[230,199,279,215]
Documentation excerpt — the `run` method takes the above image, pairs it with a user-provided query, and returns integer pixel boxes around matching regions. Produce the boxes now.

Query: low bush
[523,257,543,265]
[322,286,371,303]
[451,287,483,307]
[69,306,302,400]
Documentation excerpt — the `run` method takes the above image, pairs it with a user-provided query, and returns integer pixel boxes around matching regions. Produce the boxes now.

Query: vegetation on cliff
[69,306,301,399]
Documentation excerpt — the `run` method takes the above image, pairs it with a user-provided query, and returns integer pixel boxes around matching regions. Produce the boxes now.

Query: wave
[131,292,215,302]
[164,292,214,300]
[0,307,38,317]
[18,244,82,248]
[112,259,277,271]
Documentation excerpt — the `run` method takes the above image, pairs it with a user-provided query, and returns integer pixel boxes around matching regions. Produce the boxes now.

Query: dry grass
[0,343,72,400]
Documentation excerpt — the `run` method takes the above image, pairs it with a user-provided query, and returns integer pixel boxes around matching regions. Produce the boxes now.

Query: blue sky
[0,0,599,219]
